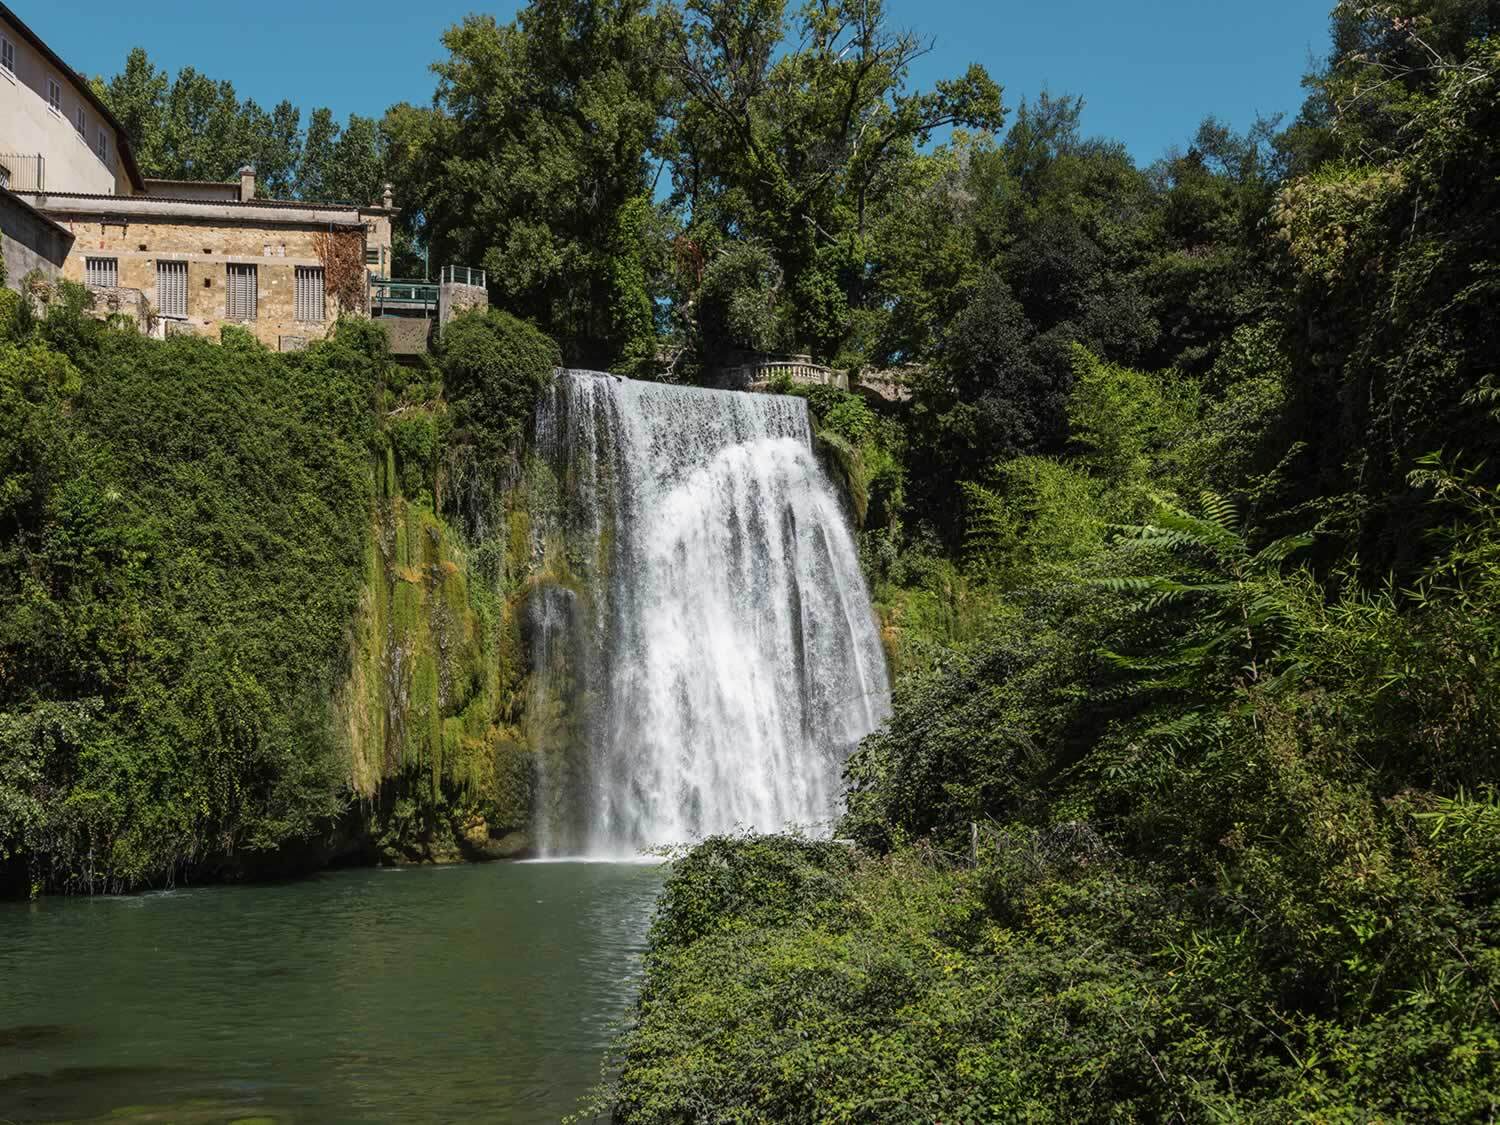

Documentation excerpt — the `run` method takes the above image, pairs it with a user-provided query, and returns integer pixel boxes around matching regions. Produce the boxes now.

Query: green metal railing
[371,277,439,318]
[370,266,487,320]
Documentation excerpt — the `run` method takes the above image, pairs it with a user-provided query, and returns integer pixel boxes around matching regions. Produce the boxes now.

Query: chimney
[239,165,256,201]
[381,182,394,209]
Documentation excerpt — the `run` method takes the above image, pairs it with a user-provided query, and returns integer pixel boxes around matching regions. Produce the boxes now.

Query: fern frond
[1253,534,1315,566]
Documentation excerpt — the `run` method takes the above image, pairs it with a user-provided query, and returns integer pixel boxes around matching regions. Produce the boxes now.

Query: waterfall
[530,370,891,856]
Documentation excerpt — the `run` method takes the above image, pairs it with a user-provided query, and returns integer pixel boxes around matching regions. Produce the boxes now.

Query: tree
[326,115,386,205]
[297,107,340,200]
[400,0,674,365]
[94,49,168,174]
[97,52,386,204]
[669,0,1005,360]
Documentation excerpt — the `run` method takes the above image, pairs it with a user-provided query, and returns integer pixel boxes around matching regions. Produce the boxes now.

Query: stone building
[23,168,397,348]
[0,2,405,349]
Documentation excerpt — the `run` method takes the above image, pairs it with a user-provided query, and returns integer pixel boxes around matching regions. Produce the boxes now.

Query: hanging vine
[314,228,368,315]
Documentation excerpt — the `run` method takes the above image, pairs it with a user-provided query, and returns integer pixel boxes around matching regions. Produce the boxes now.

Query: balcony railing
[371,277,439,317]
[0,153,44,193]
[440,265,486,288]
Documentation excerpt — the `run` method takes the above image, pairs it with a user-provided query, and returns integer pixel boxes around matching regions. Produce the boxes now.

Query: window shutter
[296,266,325,322]
[157,261,187,318]
[85,257,117,288]
[226,264,257,321]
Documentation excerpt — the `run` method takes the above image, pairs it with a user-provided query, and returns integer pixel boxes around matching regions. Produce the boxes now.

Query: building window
[85,257,118,288]
[226,264,257,321]
[1,36,15,76]
[157,260,187,318]
[96,129,108,162]
[365,246,381,266]
[47,78,61,113]
[75,107,86,135]
[295,266,326,322]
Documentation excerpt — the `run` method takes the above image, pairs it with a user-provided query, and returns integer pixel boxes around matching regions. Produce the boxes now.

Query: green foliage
[772,377,904,532]
[693,243,786,361]
[1067,346,1197,492]
[621,470,1500,1119]
[389,411,440,501]
[434,304,564,666]
[619,135,1500,1107]
[399,0,674,363]
[669,0,1005,363]
[439,308,560,461]
[1272,30,1500,571]
[608,194,666,376]
[0,304,378,893]
[96,48,390,204]
[614,832,1495,1123]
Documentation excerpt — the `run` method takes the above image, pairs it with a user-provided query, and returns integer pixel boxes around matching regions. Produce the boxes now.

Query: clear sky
[19,0,1332,165]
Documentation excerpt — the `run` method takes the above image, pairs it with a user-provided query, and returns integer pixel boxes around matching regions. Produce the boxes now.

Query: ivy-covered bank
[0,277,561,896]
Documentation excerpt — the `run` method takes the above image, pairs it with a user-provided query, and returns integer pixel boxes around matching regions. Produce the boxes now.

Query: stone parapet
[855,365,920,402]
[438,280,488,327]
[84,284,154,335]
[715,354,849,393]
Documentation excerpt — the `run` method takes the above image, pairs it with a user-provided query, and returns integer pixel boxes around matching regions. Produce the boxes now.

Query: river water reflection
[0,860,665,1123]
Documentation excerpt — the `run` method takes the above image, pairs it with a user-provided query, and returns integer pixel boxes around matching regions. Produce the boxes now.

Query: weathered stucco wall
[0,11,130,195]
[0,189,69,286]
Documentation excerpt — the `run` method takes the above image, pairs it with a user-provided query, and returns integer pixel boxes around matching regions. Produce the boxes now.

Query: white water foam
[530,372,891,854]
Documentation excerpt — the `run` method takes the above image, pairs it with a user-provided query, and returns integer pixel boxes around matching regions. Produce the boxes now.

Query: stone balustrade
[715,354,850,393]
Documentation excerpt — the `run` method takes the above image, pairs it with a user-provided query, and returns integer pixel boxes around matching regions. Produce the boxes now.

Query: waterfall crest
[530,370,891,855]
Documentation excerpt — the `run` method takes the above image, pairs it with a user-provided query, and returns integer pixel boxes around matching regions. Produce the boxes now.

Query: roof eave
[0,2,147,192]
[0,184,74,239]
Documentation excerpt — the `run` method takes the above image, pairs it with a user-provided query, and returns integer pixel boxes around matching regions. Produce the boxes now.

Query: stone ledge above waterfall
[710,351,851,393]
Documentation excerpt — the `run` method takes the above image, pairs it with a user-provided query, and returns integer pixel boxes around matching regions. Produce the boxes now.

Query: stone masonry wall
[438,280,488,328]
[54,215,355,348]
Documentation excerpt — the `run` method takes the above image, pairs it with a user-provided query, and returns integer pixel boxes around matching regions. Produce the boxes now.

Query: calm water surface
[0,860,665,1123]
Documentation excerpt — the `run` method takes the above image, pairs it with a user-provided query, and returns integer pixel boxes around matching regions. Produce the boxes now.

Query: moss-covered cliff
[0,289,567,895]
[328,308,572,866]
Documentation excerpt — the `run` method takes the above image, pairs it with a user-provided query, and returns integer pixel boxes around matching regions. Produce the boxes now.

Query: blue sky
[22,0,1331,165]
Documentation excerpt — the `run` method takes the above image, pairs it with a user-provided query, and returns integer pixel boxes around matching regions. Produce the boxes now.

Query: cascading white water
[531,370,891,855]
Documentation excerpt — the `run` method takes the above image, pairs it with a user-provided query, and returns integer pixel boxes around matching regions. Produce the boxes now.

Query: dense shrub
[440,308,562,456]
[614,334,1500,1119]
[0,310,377,893]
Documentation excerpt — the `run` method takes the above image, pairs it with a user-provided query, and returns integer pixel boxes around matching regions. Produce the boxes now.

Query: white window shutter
[295,267,325,322]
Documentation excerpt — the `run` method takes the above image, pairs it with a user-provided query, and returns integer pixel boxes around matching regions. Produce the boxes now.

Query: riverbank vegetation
[598,0,1500,1119]
[4,0,1497,1113]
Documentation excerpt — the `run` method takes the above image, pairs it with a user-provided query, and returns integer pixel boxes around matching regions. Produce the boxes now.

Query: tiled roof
[35,189,364,212]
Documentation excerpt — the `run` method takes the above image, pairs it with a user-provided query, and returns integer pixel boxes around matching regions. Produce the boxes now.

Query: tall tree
[94,49,168,174]
[404,0,674,364]
[669,0,1005,359]
[296,107,341,200]
[326,115,387,205]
